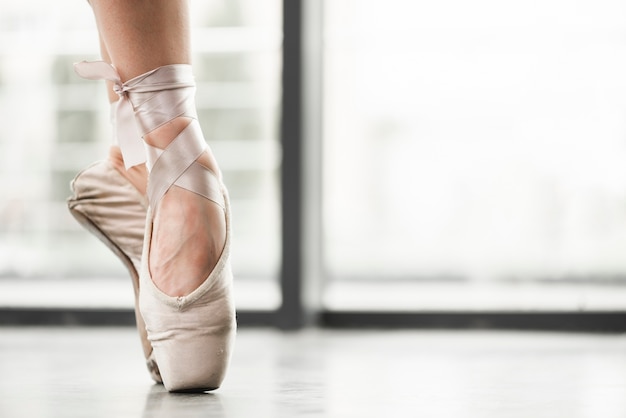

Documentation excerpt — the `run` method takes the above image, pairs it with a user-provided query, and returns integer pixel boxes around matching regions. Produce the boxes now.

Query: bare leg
[90,0,226,296]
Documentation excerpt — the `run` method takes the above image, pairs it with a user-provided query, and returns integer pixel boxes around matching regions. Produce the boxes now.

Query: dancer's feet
[75,61,236,392]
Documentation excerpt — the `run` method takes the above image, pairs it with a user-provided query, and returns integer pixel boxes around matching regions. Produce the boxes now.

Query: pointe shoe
[140,180,236,392]
[68,160,163,383]
[74,61,237,392]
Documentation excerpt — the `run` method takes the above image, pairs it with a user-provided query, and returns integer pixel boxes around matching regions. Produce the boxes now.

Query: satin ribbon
[74,61,146,169]
[73,61,197,170]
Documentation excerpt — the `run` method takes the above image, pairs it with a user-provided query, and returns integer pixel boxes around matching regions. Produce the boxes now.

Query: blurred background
[1,0,626,320]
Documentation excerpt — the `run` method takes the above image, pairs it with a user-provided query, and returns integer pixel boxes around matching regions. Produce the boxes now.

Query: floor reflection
[142,385,225,418]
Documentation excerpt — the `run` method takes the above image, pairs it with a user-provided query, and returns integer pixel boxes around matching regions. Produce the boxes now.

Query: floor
[0,327,625,418]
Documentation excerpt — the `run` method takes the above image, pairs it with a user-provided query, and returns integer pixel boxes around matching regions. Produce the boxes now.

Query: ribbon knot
[112,83,125,98]
[74,60,147,170]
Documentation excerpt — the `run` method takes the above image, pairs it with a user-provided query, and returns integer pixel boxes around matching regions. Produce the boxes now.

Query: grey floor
[0,327,625,417]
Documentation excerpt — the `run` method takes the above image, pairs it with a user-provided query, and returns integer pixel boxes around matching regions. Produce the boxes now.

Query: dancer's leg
[89,0,226,297]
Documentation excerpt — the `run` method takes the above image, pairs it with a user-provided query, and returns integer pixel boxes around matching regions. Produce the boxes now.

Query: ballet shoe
[74,61,236,392]
[67,160,162,383]
[140,182,235,392]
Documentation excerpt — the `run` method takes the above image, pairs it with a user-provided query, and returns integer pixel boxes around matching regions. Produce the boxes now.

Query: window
[322,0,626,311]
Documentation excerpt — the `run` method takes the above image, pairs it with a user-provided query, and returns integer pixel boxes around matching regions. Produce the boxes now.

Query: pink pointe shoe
[68,156,161,383]
[74,61,237,392]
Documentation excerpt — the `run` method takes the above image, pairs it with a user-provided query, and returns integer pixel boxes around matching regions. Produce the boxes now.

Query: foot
[144,117,227,297]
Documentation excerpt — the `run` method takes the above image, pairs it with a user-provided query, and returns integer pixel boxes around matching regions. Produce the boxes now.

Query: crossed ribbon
[73,60,197,170]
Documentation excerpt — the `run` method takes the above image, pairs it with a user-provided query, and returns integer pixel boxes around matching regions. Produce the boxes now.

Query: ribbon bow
[74,61,147,169]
